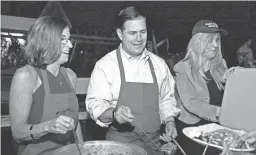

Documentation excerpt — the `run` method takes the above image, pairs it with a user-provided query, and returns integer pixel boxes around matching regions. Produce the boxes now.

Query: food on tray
[80,144,132,155]
[161,143,177,155]
[195,128,247,149]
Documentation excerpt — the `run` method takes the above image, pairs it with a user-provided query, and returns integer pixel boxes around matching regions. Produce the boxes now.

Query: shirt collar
[119,44,150,62]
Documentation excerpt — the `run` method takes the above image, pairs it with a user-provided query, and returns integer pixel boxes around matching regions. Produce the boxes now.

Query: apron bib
[106,48,162,155]
[19,67,79,155]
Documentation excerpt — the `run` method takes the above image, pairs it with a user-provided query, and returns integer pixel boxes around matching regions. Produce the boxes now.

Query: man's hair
[25,16,68,69]
[115,6,146,29]
[183,32,227,90]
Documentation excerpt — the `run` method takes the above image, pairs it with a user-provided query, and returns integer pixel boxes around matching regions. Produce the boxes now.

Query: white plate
[182,123,255,152]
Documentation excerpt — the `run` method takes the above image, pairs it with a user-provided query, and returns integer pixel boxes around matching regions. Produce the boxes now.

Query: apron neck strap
[148,57,157,83]
[116,47,157,83]
[60,67,75,91]
[40,69,50,94]
[116,47,126,82]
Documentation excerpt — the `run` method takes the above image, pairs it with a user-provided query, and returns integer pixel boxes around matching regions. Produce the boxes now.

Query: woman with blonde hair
[173,20,237,155]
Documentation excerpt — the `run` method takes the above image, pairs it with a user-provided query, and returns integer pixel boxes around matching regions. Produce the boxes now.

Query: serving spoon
[73,128,83,155]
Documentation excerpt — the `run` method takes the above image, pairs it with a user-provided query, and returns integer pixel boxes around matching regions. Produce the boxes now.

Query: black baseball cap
[192,20,228,36]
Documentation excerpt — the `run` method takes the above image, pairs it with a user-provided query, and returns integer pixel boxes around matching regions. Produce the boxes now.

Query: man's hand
[160,121,177,142]
[114,106,134,124]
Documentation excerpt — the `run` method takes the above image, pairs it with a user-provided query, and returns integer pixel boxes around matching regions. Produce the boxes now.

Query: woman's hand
[160,121,178,142]
[44,115,75,134]
[221,67,240,83]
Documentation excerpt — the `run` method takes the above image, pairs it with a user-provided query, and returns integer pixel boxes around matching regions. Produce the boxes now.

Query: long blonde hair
[182,33,227,90]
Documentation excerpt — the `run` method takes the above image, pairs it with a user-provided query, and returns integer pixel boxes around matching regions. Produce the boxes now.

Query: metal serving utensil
[72,128,83,155]
[172,139,187,155]
[133,120,165,155]
[57,109,83,155]
[133,117,186,155]
[202,142,209,155]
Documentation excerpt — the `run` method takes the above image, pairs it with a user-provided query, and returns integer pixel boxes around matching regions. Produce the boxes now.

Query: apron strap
[116,47,126,82]
[116,47,158,84]
[60,67,75,92]
[40,69,50,94]
[148,57,157,84]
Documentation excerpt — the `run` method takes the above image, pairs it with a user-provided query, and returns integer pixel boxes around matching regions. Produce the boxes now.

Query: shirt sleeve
[159,63,181,124]
[85,62,114,127]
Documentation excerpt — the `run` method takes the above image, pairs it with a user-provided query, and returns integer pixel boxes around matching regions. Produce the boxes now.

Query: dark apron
[19,67,79,155]
[106,48,162,155]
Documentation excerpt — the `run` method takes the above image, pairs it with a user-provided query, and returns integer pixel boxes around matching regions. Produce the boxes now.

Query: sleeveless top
[18,66,79,155]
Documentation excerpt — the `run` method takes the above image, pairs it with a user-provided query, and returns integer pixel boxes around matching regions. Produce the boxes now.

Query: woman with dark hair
[9,16,83,155]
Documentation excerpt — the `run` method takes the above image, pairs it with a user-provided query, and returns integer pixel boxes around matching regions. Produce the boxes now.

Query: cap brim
[215,28,228,36]
[192,28,228,36]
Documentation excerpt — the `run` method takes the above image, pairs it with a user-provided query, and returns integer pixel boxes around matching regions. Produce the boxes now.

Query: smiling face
[117,16,147,57]
[56,26,73,64]
[203,33,220,60]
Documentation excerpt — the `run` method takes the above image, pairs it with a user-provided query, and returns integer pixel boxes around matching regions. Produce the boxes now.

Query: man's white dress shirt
[86,45,180,127]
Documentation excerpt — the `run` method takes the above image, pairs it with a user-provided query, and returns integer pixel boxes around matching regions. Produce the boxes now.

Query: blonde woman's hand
[221,66,240,83]
[160,121,177,142]
[44,115,75,134]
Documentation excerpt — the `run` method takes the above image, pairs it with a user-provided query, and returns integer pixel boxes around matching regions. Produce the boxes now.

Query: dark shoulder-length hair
[115,6,146,30]
[25,16,69,69]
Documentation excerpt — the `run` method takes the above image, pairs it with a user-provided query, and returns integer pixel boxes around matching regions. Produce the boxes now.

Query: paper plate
[183,123,255,152]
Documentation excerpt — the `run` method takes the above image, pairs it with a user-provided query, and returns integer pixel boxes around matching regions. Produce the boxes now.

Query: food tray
[183,123,254,152]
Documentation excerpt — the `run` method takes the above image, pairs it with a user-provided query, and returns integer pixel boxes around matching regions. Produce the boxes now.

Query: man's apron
[18,67,79,155]
[106,48,162,155]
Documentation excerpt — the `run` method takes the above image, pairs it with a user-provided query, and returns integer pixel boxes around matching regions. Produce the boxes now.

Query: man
[86,6,180,155]
[236,39,255,68]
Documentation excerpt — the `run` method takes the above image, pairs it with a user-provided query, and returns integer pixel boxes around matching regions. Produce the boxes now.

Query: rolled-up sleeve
[159,64,181,124]
[85,62,113,127]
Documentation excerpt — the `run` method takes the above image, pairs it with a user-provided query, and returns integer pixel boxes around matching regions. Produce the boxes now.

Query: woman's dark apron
[18,67,79,155]
[106,48,162,155]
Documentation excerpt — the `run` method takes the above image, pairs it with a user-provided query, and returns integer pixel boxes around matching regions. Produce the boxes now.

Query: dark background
[1,1,256,67]
[1,1,256,155]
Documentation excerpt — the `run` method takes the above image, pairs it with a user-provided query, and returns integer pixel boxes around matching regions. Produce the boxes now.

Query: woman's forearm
[12,121,49,142]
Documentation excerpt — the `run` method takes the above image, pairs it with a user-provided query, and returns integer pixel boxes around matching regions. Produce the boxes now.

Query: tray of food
[53,140,147,155]
[183,123,255,152]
